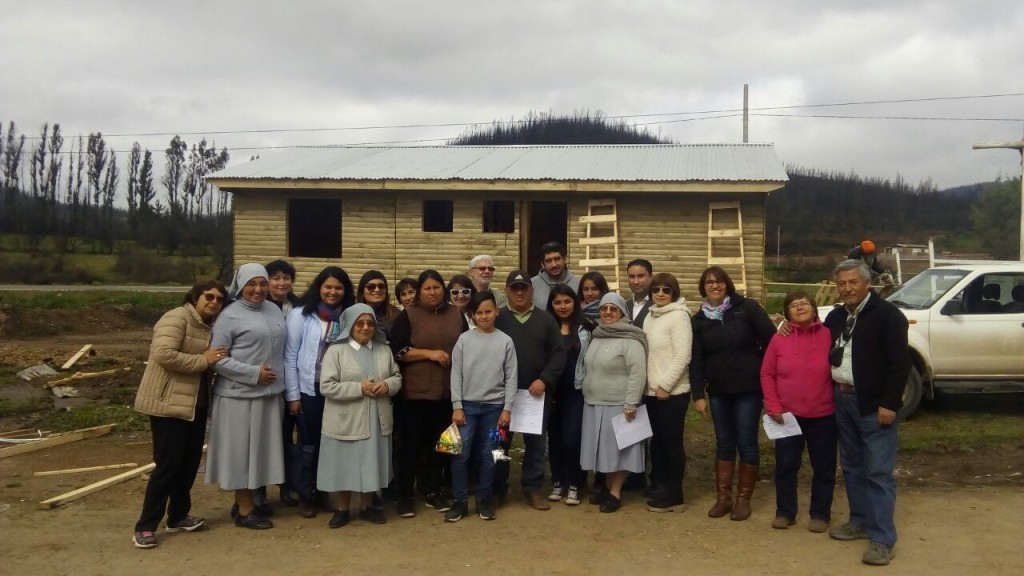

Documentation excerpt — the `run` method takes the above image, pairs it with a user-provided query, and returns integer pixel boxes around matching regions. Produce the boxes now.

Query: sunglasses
[202,293,225,303]
[473,266,496,272]
[650,285,672,295]
[354,319,377,328]
[364,282,387,292]
[450,288,472,297]
[599,304,622,313]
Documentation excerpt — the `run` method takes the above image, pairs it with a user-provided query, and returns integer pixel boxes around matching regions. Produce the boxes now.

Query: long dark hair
[357,269,399,321]
[416,269,449,310]
[579,271,610,302]
[546,283,592,336]
[299,266,355,315]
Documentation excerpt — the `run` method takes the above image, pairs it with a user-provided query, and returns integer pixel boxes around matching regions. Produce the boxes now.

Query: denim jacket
[283,308,325,401]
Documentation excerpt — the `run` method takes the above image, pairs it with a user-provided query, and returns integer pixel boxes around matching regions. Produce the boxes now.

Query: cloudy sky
[3,0,1023,190]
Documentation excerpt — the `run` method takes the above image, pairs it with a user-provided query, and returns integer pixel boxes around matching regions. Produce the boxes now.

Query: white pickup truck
[842,263,1024,418]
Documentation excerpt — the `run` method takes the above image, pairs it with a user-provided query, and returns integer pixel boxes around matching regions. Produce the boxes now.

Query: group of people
[130,241,909,567]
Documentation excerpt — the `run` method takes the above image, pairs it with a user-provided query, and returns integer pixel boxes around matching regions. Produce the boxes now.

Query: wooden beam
[34,463,139,476]
[0,424,115,459]
[61,344,93,370]
[38,463,156,509]
[46,368,127,387]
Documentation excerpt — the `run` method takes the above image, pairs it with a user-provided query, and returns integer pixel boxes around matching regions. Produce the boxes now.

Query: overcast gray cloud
[2,0,1022,189]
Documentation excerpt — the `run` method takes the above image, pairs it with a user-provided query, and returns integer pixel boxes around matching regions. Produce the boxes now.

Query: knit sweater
[450,328,518,412]
[642,299,693,396]
[134,304,212,420]
[759,318,834,418]
[389,302,465,400]
[494,307,566,391]
[210,299,286,399]
[319,340,402,441]
[580,336,647,408]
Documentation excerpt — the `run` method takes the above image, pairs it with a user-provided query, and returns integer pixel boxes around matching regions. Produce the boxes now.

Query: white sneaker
[547,483,565,502]
[564,486,581,506]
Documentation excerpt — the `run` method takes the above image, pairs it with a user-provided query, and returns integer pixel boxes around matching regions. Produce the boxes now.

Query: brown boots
[731,462,759,521]
[707,460,734,518]
[707,460,758,521]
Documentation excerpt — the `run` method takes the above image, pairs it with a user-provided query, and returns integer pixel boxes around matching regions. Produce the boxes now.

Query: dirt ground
[1,308,1023,575]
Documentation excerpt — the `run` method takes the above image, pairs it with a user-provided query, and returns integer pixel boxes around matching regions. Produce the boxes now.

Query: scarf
[582,299,601,321]
[592,320,649,357]
[701,295,732,321]
[318,302,344,345]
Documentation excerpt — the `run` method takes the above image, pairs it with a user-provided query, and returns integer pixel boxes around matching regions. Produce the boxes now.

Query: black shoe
[235,513,273,530]
[328,509,350,529]
[599,494,622,513]
[397,498,416,518]
[589,489,611,505]
[359,507,386,525]
[477,497,496,520]
[253,488,273,516]
[370,493,385,512]
[230,503,240,520]
[425,493,452,512]
[444,500,468,523]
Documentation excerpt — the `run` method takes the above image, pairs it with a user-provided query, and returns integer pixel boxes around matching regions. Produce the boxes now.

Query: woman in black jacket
[691,266,776,521]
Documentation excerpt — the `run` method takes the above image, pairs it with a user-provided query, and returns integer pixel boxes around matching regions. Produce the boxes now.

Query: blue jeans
[452,402,501,501]
[709,390,763,465]
[835,389,899,546]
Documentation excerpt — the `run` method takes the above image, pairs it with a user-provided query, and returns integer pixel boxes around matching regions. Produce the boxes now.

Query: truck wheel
[899,366,923,421]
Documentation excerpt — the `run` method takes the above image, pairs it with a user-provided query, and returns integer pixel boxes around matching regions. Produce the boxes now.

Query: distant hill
[938,182,990,199]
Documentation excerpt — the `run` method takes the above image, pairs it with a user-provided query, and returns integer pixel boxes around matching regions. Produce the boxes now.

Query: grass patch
[31,404,148,433]
[0,290,181,312]
[0,397,51,418]
[899,410,1024,452]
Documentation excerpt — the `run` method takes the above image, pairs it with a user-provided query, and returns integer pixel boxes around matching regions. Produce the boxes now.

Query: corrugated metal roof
[209,144,788,183]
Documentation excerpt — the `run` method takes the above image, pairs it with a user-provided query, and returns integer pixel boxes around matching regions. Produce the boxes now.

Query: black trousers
[774,413,837,521]
[397,399,452,499]
[134,409,208,532]
[646,392,690,502]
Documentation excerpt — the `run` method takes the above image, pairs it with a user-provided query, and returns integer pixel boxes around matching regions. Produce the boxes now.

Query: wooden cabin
[207,144,787,303]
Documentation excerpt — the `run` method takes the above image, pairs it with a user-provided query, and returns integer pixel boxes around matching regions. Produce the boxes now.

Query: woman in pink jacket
[760,291,837,534]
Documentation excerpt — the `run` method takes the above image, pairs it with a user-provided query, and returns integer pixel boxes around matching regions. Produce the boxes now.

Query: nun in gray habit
[206,263,287,530]
[316,303,402,528]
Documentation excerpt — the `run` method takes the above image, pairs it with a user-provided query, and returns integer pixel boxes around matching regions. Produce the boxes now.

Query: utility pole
[742,84,749,143]
[973,138,1024,261]
[776,224,781,265]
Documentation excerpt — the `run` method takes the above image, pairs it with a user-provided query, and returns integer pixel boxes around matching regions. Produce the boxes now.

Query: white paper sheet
[611,404,653,449]
[509,389,544,435]
[762,412,803,439]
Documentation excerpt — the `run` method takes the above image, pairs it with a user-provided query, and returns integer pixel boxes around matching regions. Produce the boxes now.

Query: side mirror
[940,300,963,316]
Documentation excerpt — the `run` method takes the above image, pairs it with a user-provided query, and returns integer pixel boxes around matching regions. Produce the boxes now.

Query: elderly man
[494,270,566,510]
[825,260,909,566]
[531,241,581,310]
[468,254,507,309]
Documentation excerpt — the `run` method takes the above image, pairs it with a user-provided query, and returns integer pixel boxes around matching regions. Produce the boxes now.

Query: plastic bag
[435,422,463,455]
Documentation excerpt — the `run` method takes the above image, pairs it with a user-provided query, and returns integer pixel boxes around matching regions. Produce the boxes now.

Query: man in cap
[494,270,566,510]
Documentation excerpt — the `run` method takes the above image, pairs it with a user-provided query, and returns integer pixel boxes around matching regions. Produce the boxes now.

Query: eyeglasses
[473,266,496,273]
[599,304,622,313]
[787,300,811,310]
[202,293,225,303]
[354,319,377,328]
[704,279,725,287]
[364,282,387,292]
[650,285,672,295]
[450,288,472,297]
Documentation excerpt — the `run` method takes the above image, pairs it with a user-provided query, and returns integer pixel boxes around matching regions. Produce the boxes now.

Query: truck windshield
[887,268,969,309]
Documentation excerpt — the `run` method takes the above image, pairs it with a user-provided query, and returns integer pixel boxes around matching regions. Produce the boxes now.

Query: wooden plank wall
[568,193,767,304]
[233,189,523,290]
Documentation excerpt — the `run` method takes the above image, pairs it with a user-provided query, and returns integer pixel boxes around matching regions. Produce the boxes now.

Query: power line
[19,91,1024,140]
[753,113,1024,122]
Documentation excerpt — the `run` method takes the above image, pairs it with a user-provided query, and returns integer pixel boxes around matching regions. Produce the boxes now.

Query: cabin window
[483,200,515,233]
[288,198,342,258]
[423,200,454,232]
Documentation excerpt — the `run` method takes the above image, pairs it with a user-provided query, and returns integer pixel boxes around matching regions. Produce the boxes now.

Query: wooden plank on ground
[0,424,116,459]
[61,344,93,370]
[47,368,127,387]
[34,463,139,476]
[38,463,156,509]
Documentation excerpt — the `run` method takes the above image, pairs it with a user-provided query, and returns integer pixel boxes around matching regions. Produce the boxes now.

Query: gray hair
[833,259,871,282]
[469,254,494,269]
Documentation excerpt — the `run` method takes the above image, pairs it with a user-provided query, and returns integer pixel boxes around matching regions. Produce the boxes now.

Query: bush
[114,250,197,284]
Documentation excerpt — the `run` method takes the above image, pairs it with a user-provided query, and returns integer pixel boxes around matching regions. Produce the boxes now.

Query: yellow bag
[435,422,462,455]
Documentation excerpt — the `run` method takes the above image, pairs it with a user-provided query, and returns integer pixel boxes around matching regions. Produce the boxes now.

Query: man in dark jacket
[494,270,566,510]
[824,259,909,566]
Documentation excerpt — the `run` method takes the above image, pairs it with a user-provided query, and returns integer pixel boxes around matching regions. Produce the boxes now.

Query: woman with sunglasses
[357,270,401,340]
[760,291,836,533]
[283,266,356,518]
[447,274,478,328]
[132,280,228,549]
[641,272,693,513]
[691,266,777,521]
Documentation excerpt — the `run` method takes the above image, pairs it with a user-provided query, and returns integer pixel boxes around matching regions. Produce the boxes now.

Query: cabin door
[521,200,568,276]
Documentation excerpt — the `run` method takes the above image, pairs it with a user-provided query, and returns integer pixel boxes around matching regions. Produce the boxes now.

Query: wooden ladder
[707,201,747,293]
[578,199,621,292]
